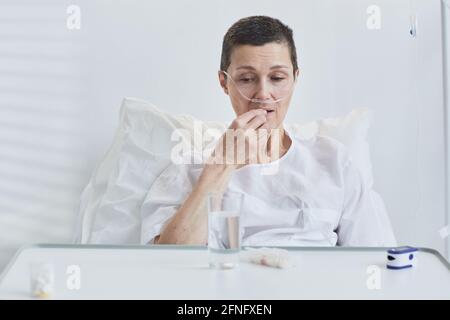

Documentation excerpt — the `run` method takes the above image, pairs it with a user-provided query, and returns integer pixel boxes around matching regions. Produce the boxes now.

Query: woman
[142,16,396,247]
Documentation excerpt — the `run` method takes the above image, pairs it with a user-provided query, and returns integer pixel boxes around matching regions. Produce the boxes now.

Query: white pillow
[75,97,374,244]
[289,108,374,187]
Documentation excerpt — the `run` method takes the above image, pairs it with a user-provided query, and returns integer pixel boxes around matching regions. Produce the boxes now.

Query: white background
[0,0,448,271]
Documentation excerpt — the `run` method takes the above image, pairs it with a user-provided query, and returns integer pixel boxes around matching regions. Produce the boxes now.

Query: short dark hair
[220,16,298,76]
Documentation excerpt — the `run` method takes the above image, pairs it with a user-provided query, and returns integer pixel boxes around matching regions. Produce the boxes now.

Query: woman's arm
[155,109,268,245]
[154,163,235,245]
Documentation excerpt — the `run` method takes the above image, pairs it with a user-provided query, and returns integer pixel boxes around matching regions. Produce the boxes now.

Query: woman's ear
[295,69,300,80]
[218,71,229,95]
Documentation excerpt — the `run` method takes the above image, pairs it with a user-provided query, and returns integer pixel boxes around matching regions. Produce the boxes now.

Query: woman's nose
[254,79,272,100]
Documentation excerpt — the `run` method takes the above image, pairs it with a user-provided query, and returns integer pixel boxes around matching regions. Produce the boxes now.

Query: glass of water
[207,190,243,269]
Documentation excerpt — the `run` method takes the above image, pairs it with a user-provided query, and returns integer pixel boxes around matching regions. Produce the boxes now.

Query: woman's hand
[156,109,271,245]
[207,109,270,169]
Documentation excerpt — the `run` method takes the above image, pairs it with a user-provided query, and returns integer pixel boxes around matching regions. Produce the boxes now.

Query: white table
[0,244,449,299]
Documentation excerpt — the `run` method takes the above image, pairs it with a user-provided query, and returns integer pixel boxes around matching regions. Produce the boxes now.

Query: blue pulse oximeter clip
[386,246,418,270]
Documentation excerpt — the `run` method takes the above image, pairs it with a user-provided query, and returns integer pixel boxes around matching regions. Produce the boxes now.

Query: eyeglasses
[221,70,296,104]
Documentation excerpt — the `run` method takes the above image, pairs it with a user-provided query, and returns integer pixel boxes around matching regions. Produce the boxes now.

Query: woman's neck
[266,126,292,161]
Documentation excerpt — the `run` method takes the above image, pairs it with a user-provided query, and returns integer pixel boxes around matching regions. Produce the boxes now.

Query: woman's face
[219,42,298,130]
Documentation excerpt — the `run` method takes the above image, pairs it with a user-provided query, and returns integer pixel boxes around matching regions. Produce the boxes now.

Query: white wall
[0,0,447,271]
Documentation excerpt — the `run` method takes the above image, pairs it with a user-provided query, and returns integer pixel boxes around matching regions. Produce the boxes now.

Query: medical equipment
[386,246,418,270]
[220,70,295,104]
[241,247,294,268]
[29,262,55,299]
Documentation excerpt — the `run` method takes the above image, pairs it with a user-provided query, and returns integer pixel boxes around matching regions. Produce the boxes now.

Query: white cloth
[76,98,378,245]
[140,129,397,247]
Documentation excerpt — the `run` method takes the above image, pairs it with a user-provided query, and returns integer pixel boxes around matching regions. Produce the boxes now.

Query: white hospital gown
[140,131,397,247]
